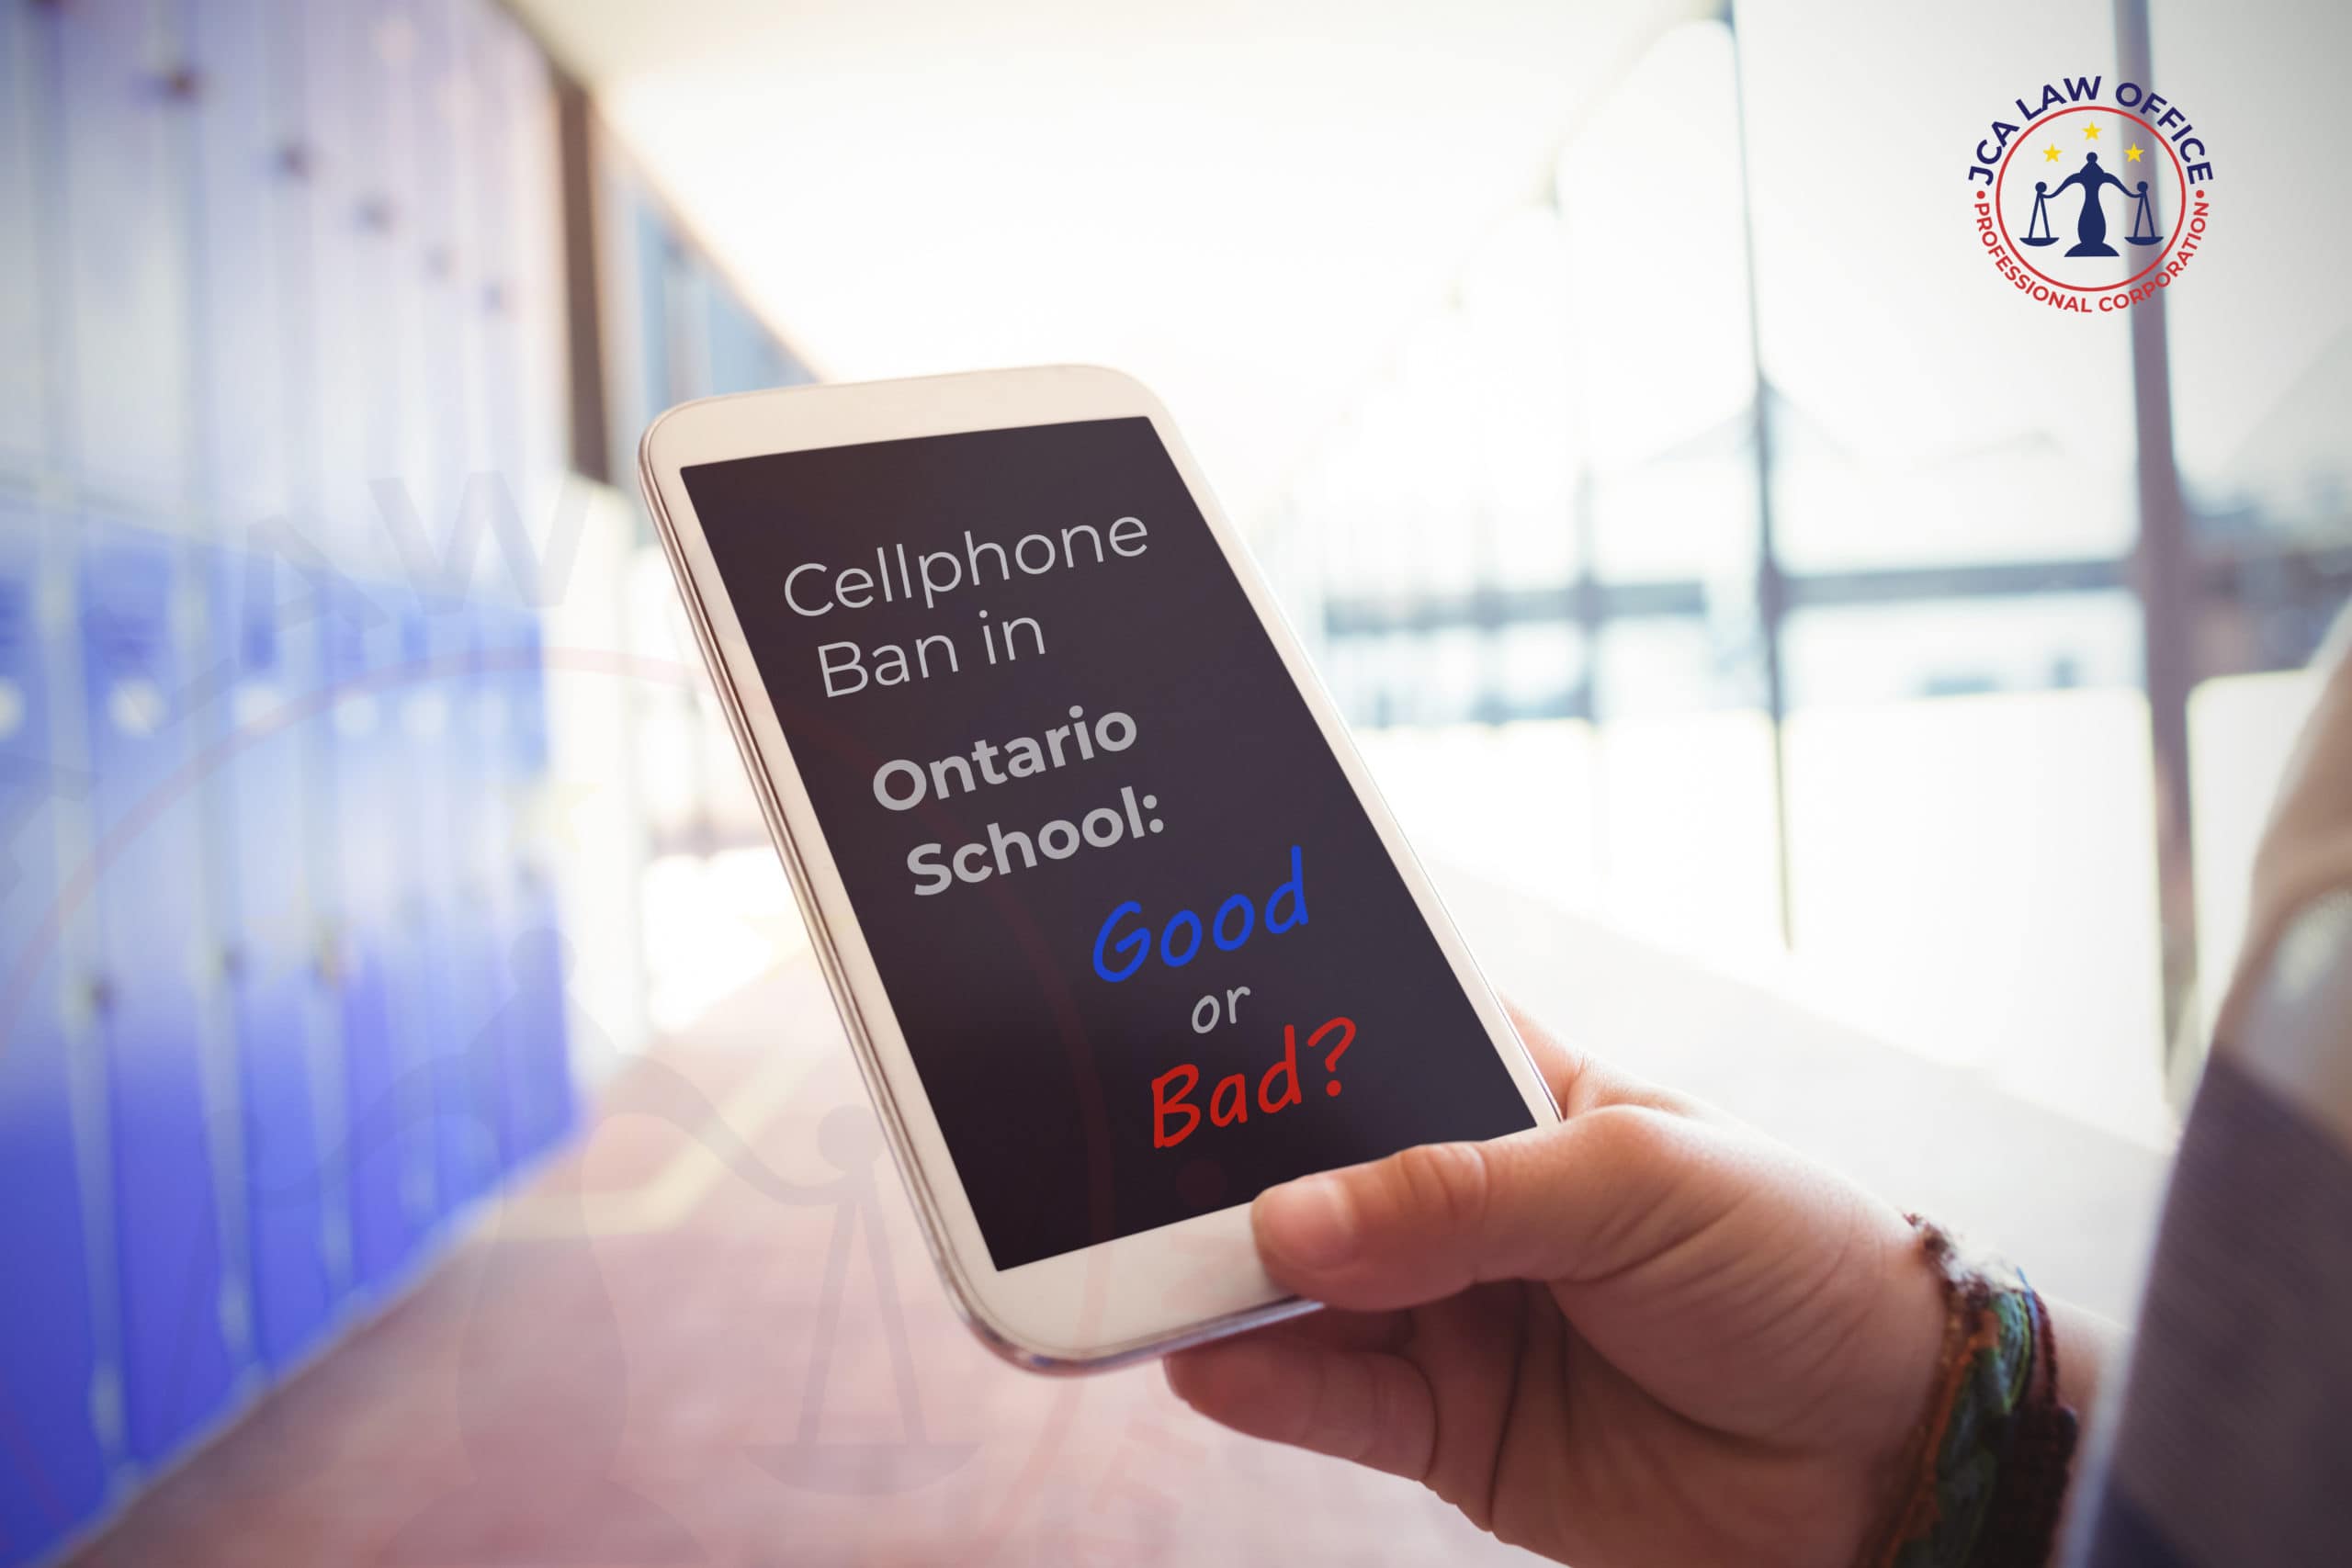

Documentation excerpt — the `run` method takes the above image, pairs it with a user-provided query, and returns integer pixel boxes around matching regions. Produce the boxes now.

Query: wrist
[1854,1218,2083,1568]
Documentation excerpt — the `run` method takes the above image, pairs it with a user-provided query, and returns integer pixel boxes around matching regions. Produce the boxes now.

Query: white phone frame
[638,366,1560,1372]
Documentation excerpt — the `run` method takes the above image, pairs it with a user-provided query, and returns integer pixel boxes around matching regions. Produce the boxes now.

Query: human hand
[1165,1007,1959,1568]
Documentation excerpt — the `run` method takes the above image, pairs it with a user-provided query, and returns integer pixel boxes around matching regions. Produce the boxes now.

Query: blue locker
[430,610,513,1176]
[461,0,526,506]
[0,5,53,481]
[201,549,334,1371]
[668,259,713,404]
[184,0,301,536]
[297,0,405,565]
[493,13,566,512]
[631,199,677,426]
[404,0,475,564]
[493,610,570,1160]
[75,527,238,1468]
[0,515,109,1567]
[316,582,426,1296]
[383,603,481,1216]
[705,286,773,397]
[53,0,195,515]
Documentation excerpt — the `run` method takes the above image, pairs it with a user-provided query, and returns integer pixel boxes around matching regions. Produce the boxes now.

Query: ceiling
[511,0,1694,522]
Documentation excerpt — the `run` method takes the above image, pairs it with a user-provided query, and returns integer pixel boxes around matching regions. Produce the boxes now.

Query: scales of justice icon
[2020,150,2162,257]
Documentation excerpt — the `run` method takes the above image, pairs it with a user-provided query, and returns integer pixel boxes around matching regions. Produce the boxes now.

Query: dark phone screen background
[684,416,1533,1269]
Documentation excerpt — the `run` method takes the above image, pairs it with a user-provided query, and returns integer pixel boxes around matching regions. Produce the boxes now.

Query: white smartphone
[638,366,1559,1371]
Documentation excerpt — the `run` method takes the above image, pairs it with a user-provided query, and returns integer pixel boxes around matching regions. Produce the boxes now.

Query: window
[1267,4,2344,1142]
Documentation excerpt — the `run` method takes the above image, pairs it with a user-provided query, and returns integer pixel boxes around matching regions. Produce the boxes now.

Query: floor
[68,873,2172,1565]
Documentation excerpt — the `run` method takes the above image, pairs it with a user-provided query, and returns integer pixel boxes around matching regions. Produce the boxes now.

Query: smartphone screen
[684,415,1535,1270]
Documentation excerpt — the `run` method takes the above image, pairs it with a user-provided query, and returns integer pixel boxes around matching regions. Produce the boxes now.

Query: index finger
[1500,997,1713,1123]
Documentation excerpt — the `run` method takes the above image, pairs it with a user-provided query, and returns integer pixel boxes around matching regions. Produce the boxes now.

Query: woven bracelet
[1858,1216,2079,1568]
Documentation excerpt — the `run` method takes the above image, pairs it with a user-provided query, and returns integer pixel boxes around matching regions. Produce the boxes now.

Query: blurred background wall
[0,0,2344,1562]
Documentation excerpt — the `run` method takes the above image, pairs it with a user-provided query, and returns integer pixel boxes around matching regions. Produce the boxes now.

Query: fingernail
[1257,1172,1358,1270]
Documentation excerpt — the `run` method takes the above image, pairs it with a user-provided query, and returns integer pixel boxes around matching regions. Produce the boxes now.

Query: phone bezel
[638,366,1560,1371]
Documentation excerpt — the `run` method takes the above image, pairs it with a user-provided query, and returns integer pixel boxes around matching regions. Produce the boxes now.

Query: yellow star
[2126,143,2144,162]
[2044,144,2062,162]
[2083,121,2101,140]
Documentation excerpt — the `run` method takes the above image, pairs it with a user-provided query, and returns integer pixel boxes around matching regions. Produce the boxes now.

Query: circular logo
[1967,77,2216,314]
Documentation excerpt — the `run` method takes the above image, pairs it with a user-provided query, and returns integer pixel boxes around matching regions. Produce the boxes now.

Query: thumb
[1252,1104,1750,1312]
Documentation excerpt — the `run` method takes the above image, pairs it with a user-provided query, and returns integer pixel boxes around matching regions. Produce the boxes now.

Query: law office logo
[1966,75,2216,314]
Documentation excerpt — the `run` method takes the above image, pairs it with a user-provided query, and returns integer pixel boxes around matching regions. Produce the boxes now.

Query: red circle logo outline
[1992,104,2188,294]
